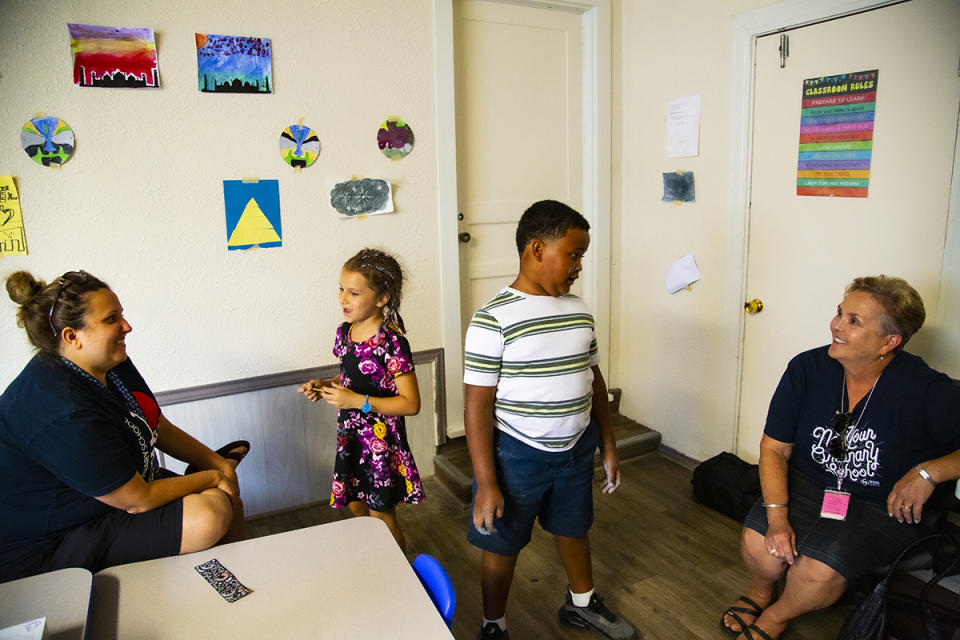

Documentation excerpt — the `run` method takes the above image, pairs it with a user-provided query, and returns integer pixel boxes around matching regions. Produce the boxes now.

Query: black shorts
[743,467,919,581]
[2,499,184,581]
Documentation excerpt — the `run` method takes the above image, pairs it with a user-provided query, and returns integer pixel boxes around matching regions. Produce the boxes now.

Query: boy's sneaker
[477,621,509,639]
[558,592,637,639]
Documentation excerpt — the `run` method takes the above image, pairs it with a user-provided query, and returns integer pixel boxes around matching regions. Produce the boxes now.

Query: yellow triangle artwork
[227,197,281,248]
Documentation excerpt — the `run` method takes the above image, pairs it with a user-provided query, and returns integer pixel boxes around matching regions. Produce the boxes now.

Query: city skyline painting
[196,34,273,94]
[68,23,159,88]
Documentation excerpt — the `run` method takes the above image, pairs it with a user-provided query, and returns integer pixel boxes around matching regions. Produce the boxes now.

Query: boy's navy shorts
[467,420,599,556]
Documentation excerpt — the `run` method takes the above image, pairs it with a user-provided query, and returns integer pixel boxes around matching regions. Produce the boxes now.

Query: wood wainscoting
[154,349,445,517]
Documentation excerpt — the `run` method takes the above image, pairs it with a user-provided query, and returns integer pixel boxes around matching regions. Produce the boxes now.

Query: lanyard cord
[835,371,880,490]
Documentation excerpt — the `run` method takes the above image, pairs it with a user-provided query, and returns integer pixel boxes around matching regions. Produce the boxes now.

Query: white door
[453,0,583,332]
[737,0,960,461]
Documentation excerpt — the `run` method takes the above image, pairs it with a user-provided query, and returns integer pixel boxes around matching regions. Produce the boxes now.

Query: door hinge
[779,33,789,69]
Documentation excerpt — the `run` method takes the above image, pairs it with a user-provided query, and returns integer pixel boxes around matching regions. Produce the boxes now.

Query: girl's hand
[298,379,326,403]
[320,383,359,410]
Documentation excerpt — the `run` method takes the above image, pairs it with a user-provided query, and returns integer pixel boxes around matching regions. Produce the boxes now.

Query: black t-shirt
[764,346,960,503]
[0,354,161,569]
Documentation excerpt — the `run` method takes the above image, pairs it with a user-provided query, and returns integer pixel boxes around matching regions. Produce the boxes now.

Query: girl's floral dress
[330,322,425,511]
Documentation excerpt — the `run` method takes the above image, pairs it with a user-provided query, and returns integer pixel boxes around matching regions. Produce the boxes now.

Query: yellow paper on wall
[0,177,27,256]
[227,197,281,248]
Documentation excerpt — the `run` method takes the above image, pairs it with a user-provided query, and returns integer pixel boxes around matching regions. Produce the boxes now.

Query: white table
[87,517,454,639]
[0,567,92,640]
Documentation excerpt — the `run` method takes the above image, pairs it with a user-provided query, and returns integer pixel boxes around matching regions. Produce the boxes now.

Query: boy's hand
[473,483,504,534]
[320,382,358,410]
[601,449,622,494]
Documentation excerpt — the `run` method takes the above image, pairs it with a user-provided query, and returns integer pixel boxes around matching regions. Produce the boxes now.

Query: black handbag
[836,533,952,640]
[690,452,761,523]
[918,541,960,640]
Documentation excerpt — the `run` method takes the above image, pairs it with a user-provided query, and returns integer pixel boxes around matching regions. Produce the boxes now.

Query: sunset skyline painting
[68,23,159,88]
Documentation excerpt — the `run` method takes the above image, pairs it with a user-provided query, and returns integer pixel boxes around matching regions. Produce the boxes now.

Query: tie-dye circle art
[21,116,75,167]
[279,124,320,168]
[377,118,414,159]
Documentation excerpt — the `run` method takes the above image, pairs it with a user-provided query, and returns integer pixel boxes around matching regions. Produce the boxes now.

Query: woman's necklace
[834,370,881,488]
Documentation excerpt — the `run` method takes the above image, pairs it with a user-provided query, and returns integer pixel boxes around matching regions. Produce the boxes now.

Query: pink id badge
[820,489,851,520]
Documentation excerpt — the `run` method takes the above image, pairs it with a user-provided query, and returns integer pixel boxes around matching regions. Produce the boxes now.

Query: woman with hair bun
[0,270,248,581]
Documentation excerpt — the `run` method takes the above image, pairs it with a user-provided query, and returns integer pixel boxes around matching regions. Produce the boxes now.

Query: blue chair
[412,554,456,626]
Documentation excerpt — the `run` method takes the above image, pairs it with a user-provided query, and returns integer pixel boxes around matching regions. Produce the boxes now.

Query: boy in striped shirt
[464,200,636,640]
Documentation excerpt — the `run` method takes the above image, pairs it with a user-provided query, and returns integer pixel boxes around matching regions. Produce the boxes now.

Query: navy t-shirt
[764,346,960,503]
[0,354,161,571]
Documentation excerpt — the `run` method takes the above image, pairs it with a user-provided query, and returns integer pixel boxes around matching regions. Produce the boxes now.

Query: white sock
[482,616,506,631]
[570,588,594,607]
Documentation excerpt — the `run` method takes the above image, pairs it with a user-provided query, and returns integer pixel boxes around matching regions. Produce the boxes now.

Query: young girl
[298,248,424,549]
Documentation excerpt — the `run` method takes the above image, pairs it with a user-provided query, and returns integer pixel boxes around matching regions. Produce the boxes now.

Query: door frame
[724,0,960,452]
[433,0,612,438]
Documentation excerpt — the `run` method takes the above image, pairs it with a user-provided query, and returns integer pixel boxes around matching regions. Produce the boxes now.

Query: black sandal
[185,440,250,474]
[721,595,764,636]
[743,623,774,640]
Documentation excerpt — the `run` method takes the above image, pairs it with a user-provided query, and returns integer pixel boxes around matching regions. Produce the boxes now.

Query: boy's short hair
[515,200,590,257]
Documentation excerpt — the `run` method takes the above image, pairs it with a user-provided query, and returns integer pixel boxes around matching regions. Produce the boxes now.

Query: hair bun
[6,271,46,305]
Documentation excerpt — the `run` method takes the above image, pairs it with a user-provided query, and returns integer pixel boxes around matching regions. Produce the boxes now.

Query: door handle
[459,232,472,243]
[744,299,764,314]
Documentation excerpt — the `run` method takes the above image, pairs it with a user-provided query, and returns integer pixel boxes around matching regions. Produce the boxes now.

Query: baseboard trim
[656,444,701,470]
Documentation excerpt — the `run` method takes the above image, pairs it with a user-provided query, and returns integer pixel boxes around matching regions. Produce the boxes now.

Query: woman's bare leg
[723,528,788,633]
[740,555,846,640]
[179,488,233,553]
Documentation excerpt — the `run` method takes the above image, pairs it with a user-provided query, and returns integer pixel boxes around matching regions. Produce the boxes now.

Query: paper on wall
[0,617,45,640]
[0,176,27,257]
[666,95,700,158]
[665,253,701,294]
[329,177,394,217]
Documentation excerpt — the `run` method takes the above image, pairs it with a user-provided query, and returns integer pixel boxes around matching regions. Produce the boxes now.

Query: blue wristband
[360,395,372,414]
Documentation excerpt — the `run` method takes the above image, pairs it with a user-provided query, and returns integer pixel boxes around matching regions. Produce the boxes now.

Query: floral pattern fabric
[330,322,425,510]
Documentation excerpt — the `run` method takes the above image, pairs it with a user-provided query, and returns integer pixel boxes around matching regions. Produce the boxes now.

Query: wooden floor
[246,453,858,639]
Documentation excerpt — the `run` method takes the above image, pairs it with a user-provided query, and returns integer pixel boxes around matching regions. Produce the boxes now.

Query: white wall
[612,0,779,461]
[612,0,960,463]
[0,0,442,394]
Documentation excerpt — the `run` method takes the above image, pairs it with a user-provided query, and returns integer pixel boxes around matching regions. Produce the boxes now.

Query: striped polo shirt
[463,287,599,452]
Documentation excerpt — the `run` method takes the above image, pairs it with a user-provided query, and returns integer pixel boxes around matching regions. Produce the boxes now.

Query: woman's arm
[758,434,797,563]
[319,372,421,416]
[887,448,960,523]
[155,415,240,501]
[96,468,233,514]
[156,415,230,472]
